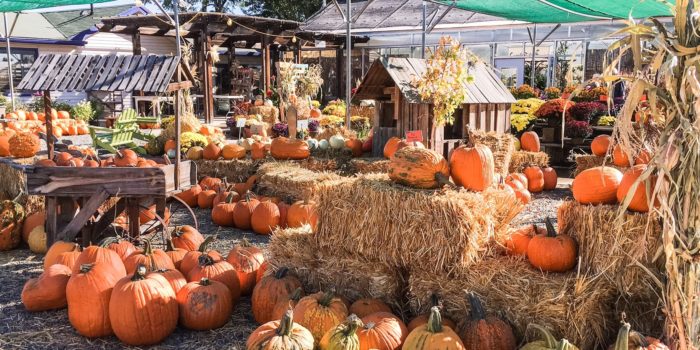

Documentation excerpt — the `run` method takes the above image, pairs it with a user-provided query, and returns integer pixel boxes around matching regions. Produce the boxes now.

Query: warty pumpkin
[222,143,246,160]
[0,199,24,251]
[73,240,127,278]
[271,287,304,321]
[179,236,223,276]
[171,225,205,251]
[165,239,188,270]
[287,200,319,231]
[66,263,121,337]
[226,238,265,295]
[608,321,667,350]
[103,236,137,262]
[271,137,311,160]
[524,166,545,193]
[449,144,495,191]
[591,135,611,157]
[612,144,631,167]
[44,241,79,269]
[177,277,233,330]
[175,184,202,208]
[617,164,655,213]
[187,253,242,306]
[247,309,315,350]
[350,298,392,318]
[319,314,363,350]
[293,291,349,344]
[357,312,407,350]
[8,132,40,158]
[520,323,580,350]
[212,193,238,227]
[109,265,178,346]
[252,267,303,324]
[251,201,281,235]
[124,240,176,274]
[459,293,516,350]
[22,264,71,312]
[542,167,558,190]
[403,307,465,350]
[527,218,577,272]
[388,147,450,189]
[383,137,401,159]
[233,194,260,230]
[520,131,540,152]
[572,166,623,204]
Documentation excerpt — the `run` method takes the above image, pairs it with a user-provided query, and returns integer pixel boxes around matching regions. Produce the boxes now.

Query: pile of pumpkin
[20,227,269,346]
[590,134,652,167]
[4,109,89,137]
[381,136,558,202]
[174,176,318,235]
[34,149,165,168]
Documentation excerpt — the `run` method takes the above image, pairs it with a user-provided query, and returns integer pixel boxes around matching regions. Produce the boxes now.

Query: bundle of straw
[257,162,351,202]
[508,151,550,173]
[348,158,391,174]
[468,130,516,177]
[294,158,341,173]
[268,226,406,311]
[408,257,618,349]
[573,155,626,176]
[557,201,663,289]
[314,174,522,273]
[193,159,261,183]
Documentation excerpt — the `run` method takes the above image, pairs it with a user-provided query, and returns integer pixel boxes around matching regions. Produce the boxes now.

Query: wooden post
[132,31,141,55]
[336,49,343,98]
[43,91,54,160]
[174,66,181,190]
[260,35,268,93]
[127,198,140,238]
[265,42,272,90]
[204,32,214,125]
[45,197,57,247]
[294,42,301,64]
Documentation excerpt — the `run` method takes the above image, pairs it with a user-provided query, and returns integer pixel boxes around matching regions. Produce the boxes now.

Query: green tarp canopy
[0,0,112,12]
[436,0,675,23]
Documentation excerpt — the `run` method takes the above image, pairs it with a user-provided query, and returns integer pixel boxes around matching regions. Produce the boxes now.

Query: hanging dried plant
[297,64,324,98]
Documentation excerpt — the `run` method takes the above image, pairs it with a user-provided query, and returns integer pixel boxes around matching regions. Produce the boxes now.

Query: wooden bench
[89,108,158,154]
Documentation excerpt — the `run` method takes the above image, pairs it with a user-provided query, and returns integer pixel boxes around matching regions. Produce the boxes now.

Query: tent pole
[421,1,426,59]
[530,24,537,86]
[3,13,14,107]
[345,0,352,128]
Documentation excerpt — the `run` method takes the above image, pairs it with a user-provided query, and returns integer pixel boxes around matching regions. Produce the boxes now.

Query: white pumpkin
[28,226,47,253]
[186,146,203,160]
[319,139,330,150]
[264,99,274,106]
[329,135,346,149]
[166,149,177,159]
[307,138,319,150]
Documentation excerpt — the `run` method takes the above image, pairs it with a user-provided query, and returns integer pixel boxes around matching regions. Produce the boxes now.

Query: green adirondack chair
[90,108,159,154]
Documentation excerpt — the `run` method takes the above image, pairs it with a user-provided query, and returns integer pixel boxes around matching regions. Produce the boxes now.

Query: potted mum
[565,119,592,144]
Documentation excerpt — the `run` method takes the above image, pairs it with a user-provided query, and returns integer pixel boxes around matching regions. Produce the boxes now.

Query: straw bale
[408,257,618,349]
[0,157,45,213]
[557,201,663,289]
[508,151,550,173]
[573,154,627,176]
[469,130,516,177]
[294,157,341,172]
[256,162,351,202]
[249,105,279,124]
[315,174,522,273]
[348,158,391,174]
[268,226,406,311]
[193,159,261,183]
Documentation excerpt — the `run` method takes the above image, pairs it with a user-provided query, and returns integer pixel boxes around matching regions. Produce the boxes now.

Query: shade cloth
[0,0,112,13]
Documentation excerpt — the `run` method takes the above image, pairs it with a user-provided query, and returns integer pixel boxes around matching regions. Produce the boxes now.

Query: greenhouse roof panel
[0,0,112,12]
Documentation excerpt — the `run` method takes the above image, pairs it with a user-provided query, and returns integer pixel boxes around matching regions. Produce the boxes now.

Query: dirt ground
[0,183,572,349]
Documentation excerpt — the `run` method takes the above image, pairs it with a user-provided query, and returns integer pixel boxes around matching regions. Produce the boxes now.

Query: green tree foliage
[240,0,324,22]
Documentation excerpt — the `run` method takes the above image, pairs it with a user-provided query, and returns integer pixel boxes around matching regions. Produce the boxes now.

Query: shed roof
[17,54,182,93]
[354,57,515,104]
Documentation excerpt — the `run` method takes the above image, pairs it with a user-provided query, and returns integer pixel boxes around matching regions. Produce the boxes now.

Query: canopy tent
[0,0,111,12]
[434,0,675,23]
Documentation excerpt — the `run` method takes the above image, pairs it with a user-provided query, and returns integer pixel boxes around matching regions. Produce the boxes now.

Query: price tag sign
[297,119,309,130]
[236,118,246,128]
[406,130,423,143]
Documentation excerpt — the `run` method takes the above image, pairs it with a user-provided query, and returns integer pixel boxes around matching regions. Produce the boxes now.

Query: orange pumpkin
[247,309,315,349]
[66,262,121,337]
[591,135,610,157]
[523,166,545,193]
[383,137,401,159]
[617,164,655,213]
[0,135,9,156]
[165,140,178,154]
[542,167,558,190]
[35,159,56,167]
[251,267,302,324]
[404,307,465,349]
[226,239,265,295]
[197,186,217,209]
[105,237,137,262]
[57,110,70,119]
[203,142,222,160]
[460,293,516,349]
[222,144,246,160]
[72,242,127,279]
[270,287,304,321]
[388,147,450,189]
[176,184,203,208]
[449,144,494,191]
[350,298,392,318]
[287,200,318,231]
[613,144,631,167]
[171,225,205,251]
[572,166,623,204]
[277,202,289,229]
[527,218,577,272]
[503,224,544,256]
[233,194,260,230]
[293,291,349,343]
[44,241,79,269]
[357,312,407,350]
[22,264,72,312]
[164,239,188,270]
[178,237,223,277]
[250,142,267,160]
[212,193,237,227]
[151,268,187,295]
[54,249,81,270]
[8,132,40,158]
[345,138,363,157]
[251,201,281,235]
[123,240,176,274]
[114,149,138,167]
[187,253,241,305]
[270,137,311,160]
[176,277,233,330]
[520,131,540,152]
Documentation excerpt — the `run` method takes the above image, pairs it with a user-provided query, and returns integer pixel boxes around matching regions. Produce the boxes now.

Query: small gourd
[329,135,346,149]
[319,139,330,150]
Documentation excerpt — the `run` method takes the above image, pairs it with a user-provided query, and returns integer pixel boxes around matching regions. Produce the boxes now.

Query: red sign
[405,130,423,143]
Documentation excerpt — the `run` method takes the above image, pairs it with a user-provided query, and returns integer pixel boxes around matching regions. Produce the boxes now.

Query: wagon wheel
[139,196,199,239]
[136,204,174,247]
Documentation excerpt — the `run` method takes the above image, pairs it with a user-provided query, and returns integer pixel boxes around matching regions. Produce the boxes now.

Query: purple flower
[272,122,289,137]
[308,119,319,132]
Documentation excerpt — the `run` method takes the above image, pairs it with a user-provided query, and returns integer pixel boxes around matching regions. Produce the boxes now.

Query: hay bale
[294,158,341,173]
[315,174,522,274]
[193,159,261,183]
[573,155,627,176]
[469,130,515,177]
[257,162,351,202]
[408,257,617,349]
[0,157,45,213]
[249,106,279,124]
[508,151,550,173]
[348,158,391,174]
[268,226,406,311]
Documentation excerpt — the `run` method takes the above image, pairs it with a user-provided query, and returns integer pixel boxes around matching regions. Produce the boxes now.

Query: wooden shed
[354,57,515,158]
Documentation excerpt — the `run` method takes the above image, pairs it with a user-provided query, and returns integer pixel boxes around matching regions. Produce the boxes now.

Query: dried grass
[508,151,550,173]
[0,157,45,213]
[256,162,352,202]
[249,106,280,124]
[193,159,261,183]
[348,158,391,174]
[408,257,618,349]
[469,130,516,177]
[268,226,406,312]
[314,174,522,273]
[573,155,626,176]
[294,157,341,172]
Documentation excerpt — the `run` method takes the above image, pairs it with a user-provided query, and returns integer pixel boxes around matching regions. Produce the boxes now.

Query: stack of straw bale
[193,159,261,183]
[408,257,618,349]
[0,157,44,213]
[469,130,516,177]
[314,174,522,274]
[348,158,391,174]
[573,154,627,176]
[257,162,352,202]
[509,151,550,173]
[268,226,406,311]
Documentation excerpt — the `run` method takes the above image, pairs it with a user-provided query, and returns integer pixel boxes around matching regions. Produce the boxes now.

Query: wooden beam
[56,189,110,243]
[43,91,54,160]
[383,87,397,95]
[265,39,271,92]
[166,80,193,93]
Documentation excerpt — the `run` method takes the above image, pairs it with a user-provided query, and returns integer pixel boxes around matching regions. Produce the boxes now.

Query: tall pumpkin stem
[198,253,215,267]
[277,309,295,337]
[343,315,363,335]
[427,306,444,333]
[274,267,289,279]
[545,217,557,238]
[526,323,558,348]
[143,239,153,255]
[613,322,631,350]
[467,292,486,321]
[79,263,94,273]
[319,292,335,307]
[289,287,303,302]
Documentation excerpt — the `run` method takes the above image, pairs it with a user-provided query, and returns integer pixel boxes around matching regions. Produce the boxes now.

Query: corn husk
[249,106,280,124]
[315,174,522,273]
